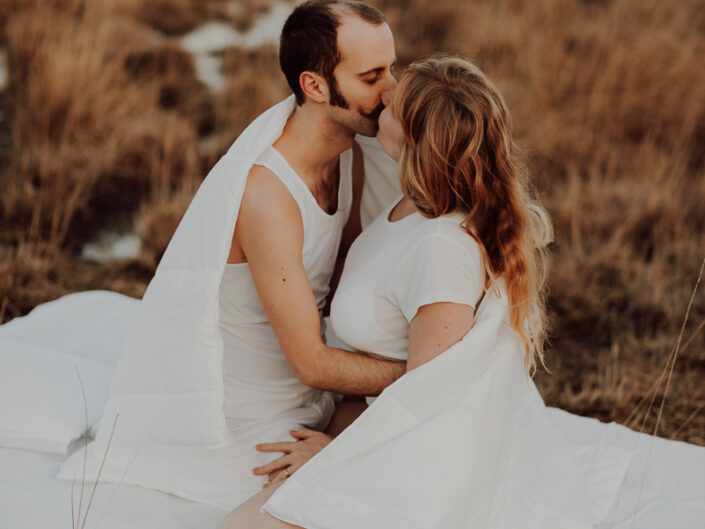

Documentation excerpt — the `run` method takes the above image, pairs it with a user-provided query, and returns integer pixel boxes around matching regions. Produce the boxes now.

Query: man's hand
[252,429,333,488]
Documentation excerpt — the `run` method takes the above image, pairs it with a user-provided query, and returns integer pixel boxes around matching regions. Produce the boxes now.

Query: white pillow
[0,290,139,367]
[0,341,114,453]
[0,290,140,453]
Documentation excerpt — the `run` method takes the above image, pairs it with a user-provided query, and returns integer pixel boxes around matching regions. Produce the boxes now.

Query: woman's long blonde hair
[392,56,553,373]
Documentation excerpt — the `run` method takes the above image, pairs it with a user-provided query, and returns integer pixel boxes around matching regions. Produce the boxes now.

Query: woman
[218,56,626,529]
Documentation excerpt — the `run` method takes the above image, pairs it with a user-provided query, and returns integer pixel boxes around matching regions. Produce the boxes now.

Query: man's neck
[273,105,355,185]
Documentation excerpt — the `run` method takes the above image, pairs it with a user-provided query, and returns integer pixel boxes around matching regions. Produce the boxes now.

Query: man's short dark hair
[280,0,386,107]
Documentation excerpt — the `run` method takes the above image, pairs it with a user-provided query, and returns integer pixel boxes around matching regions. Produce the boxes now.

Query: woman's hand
[252,429,333,488]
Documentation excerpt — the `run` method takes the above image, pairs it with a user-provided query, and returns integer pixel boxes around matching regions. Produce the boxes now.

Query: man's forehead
[336,17,395,73]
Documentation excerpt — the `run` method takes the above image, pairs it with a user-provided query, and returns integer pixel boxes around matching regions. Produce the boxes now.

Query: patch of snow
[181,1,295,92]
[82,231,141,263]
[182,23,241,91]
[240,1,293,49]
[182,22,243,55]
[194,53,227,92]
[0,48,7,91]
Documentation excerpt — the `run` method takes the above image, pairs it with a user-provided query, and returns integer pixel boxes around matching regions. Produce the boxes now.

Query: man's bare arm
[233,165,404,395]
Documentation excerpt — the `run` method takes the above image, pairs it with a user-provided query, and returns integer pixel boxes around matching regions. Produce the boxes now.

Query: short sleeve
[387,234,485,322]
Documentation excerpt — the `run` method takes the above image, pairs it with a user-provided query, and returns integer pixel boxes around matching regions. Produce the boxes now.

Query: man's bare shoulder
[229,164,303,263]
[240,164,301,228]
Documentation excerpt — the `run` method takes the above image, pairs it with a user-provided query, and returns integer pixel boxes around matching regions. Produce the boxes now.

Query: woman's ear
[299,71,329,104]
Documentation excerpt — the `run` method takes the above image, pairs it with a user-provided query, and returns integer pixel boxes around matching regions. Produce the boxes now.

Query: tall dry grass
[379,0,705,443]
[0,0,703,443]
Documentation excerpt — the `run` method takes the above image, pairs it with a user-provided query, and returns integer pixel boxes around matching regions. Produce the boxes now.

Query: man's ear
[299,71,329,104]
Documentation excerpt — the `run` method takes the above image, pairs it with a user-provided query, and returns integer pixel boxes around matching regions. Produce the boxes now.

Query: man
[82,0,401,511]
[222,0,403,481]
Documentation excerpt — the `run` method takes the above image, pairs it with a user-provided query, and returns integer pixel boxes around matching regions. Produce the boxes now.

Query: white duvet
[0,446,227,529]
[92,96,398,453]
[264,282,634,529]
[56,96,403,510]
[0,292,703,528]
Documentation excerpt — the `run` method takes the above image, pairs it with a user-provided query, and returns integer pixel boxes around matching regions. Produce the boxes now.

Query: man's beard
[326,75,384,135]
[352,102,384,136]
[359,102,385,123]
[327,73,350,109]
[327,74,385,124]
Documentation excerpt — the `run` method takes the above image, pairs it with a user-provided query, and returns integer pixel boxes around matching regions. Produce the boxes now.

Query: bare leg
[218,399,368,528]
[325,397,367,437]
[217,482,302,529]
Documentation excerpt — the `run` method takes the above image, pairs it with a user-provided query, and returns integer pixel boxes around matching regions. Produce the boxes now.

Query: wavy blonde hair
[392,56,553,373]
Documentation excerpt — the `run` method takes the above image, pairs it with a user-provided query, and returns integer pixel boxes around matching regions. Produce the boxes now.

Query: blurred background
[1,0,703,444]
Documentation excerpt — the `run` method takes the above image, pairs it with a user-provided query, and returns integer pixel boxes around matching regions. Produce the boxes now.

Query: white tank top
[219,146,353,443]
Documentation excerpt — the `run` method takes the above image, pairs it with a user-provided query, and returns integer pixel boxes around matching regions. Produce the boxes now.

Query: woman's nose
[386,73,398,92]
[381,89,395,107]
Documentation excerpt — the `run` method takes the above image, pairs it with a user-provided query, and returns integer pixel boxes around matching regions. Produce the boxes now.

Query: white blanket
[58,96,401,509]
[264,282,635,528]
[1,447,227,529]
[93,95,398,452]
[1,290,703,527]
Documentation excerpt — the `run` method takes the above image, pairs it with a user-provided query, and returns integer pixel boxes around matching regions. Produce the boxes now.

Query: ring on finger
[283,467,290,477]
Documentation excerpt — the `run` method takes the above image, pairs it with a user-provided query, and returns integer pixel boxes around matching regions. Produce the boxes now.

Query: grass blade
[74,367,89,529]
[79,414,119,529]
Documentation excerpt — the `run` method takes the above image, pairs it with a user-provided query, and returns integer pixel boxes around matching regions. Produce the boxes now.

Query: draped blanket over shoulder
[56,96,399,509]
[95,99,293,451]
[263,283,634,529]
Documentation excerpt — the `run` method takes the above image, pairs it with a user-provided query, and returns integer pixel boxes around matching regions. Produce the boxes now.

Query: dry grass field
[1,0,704,444]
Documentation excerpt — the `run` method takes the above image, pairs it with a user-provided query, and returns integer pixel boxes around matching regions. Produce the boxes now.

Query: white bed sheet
[546,408,705,529]
[3,412,703,529]
[1,291,703,527]
[0,445,227,529]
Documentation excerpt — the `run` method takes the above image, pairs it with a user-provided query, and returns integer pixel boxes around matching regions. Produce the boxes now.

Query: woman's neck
[388,196,419,222]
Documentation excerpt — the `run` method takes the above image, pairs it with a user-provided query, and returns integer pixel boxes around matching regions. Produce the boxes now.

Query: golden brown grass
[1,0,703,444]
[384,0,705,444]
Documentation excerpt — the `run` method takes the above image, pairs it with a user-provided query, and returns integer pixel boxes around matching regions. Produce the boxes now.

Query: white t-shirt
[330,197,485,362]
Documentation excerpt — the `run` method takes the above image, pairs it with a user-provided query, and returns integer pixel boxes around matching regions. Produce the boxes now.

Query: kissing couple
[82,2,633,528]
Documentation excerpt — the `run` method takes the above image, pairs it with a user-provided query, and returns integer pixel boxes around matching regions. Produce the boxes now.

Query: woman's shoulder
[388,212,487,319]
[412,211,481,257]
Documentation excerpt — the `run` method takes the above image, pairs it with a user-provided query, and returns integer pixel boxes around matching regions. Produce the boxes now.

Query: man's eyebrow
[357,60,396,78]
